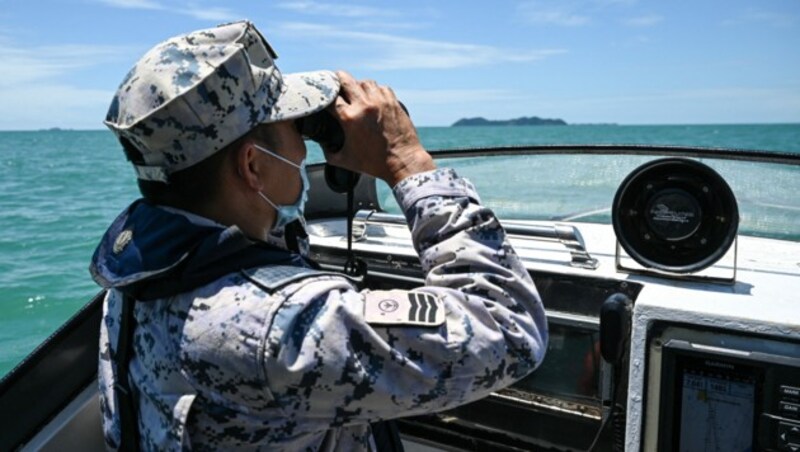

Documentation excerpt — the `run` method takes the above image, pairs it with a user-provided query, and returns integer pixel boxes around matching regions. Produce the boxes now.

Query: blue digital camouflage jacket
[91,168,548,451]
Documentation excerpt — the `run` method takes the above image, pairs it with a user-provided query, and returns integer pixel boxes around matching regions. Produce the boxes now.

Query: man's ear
[234,142,264,191]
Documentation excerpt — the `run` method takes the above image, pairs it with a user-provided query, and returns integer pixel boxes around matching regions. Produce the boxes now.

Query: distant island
[452,116,567,127]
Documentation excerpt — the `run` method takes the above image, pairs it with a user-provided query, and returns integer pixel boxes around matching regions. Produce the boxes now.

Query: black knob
[600,293,633,366]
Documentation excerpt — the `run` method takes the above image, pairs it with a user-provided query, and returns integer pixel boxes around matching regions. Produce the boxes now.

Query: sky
[0,0,798,130]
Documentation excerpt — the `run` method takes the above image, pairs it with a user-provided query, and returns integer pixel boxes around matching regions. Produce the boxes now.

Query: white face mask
[254,144,309,230]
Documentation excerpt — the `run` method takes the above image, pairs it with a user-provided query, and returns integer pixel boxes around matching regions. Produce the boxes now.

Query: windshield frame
[426,144,800,166]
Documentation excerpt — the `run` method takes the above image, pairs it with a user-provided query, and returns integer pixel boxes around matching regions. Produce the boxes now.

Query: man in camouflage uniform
[91,20,548,451]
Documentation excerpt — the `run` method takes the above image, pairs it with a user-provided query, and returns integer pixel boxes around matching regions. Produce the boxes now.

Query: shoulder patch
[243,265,328,292]
[363,290,445,327]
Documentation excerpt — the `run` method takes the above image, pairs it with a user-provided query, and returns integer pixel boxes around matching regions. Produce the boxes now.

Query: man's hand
[324,71,435,187]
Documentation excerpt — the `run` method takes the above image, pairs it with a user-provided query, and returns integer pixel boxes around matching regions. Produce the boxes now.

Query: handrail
[352,210,599,270]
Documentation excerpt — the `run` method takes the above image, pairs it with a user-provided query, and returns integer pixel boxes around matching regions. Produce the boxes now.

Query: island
[452,116,567,127]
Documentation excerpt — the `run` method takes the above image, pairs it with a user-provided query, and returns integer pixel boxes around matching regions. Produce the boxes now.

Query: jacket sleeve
[262,168,548,428]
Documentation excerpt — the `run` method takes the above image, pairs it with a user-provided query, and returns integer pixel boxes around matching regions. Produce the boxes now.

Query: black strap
[115,294,140,451]
[370,420,404,452]
[343,176,367,279]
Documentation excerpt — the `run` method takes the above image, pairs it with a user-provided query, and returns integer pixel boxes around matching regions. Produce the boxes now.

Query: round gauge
[612,158,738,273]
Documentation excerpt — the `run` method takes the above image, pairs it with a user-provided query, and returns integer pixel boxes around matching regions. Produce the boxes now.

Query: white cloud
[594,0,637,6]
[517,1,590,26]
[277,1,398,18]
[96,0,240,22]
[0,43,133,88]
[98,0,164,9]
[353,22,430,31]
[395,89,519,105]
[724,8,797,28]
[183,5,239,22]
[623,14,662,27]
[0,38,133,129]
[278,23,565,70]
[518,0,650,27]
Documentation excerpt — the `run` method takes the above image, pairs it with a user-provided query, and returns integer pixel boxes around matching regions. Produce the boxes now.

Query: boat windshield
[365,149,800,242]
[303,124,800,242]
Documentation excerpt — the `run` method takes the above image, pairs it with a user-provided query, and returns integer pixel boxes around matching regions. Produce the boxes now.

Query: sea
[1,123,799,378]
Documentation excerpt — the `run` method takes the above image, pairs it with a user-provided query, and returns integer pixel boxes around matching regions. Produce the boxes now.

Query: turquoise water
[1,123,799,377]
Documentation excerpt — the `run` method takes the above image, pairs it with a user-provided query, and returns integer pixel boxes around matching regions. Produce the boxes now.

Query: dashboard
[305,155,800,451]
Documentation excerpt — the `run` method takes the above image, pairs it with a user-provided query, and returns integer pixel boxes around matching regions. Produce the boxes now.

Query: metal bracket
[552,223,601,270]
[351,210,599,270]
[351,209,374,242]
[614,237,738,284]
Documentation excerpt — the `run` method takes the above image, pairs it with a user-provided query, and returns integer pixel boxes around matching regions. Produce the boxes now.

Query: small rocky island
[452,116,567,127]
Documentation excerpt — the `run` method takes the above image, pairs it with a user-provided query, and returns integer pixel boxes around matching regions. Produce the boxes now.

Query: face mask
[254,144,309,230]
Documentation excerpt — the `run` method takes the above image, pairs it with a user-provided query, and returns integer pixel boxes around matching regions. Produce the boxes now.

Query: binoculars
[295,108,345,154]
[295,101,408,193]
[295,108,351,192]
[295,102,409,155]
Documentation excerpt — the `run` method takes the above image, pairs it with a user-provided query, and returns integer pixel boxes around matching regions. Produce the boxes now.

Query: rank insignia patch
[363,290,445,327]
[113,229,133,255]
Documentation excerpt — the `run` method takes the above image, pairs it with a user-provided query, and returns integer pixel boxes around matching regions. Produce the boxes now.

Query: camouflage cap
[104,20,340,182]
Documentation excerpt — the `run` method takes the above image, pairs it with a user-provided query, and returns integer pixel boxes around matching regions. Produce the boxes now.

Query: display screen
[678,364,756,452]
[511,323,600,401]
